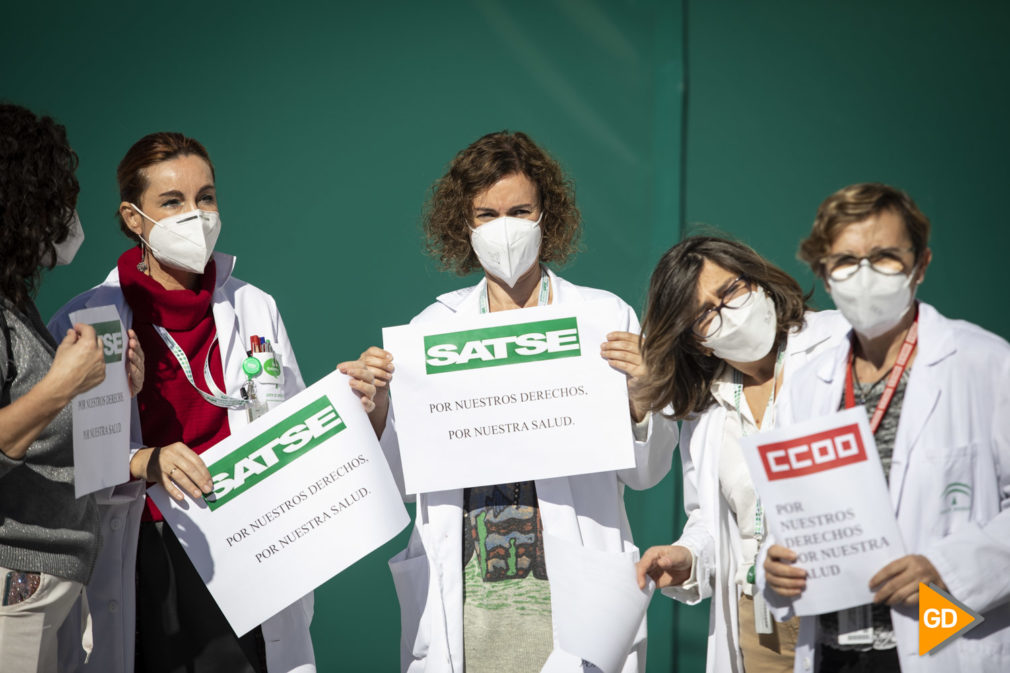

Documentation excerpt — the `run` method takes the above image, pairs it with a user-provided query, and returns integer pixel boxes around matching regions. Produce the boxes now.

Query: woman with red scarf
[51,132,376,673]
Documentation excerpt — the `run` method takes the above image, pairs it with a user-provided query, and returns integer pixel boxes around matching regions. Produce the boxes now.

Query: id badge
[837,605,874,645]
[753,591,774,635]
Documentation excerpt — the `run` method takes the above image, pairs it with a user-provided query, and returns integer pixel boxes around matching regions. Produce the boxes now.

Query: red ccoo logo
[758,423,867,481]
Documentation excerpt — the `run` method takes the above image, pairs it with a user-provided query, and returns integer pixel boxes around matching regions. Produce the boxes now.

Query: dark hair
[116,132,214,243]
[800,182,931,278]
[0,103,79,311]
[423,130,581,274]
[639,236,809,420]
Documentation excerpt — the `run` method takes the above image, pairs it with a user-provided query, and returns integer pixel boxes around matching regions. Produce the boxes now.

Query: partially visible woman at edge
[634,236,848,673]
[50,132,377,673]
[761,183,1010,673]
[0,103,143,673]
[359,130,678,673]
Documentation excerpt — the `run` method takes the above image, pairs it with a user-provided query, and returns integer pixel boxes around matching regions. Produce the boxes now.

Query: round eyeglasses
[820,247,915,281]
[691,276,755,338]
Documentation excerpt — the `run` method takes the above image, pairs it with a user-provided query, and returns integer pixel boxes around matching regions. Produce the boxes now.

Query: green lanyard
[478,267,550,315]
[735,349,785,584]
[154,325,248,410]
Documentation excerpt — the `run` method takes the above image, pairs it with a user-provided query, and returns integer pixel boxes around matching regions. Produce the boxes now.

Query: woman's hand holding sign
[600,331,648,423]
[356,346,395,438]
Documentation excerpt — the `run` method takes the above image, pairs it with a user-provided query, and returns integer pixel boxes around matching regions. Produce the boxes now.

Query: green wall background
[3,1,1007,671]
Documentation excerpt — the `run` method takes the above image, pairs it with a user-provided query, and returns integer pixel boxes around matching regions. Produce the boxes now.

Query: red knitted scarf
[118,247,231,521]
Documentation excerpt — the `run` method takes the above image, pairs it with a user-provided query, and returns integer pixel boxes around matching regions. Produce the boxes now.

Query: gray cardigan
[0,298,98,584]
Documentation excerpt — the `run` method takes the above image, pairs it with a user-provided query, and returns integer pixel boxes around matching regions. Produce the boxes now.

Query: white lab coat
[662,310,849,673]
[380,269,679,673]
[50,252,316,673]
[758,302,1010,673]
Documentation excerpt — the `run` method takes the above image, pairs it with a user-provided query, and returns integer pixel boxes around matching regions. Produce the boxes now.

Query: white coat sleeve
[924,355,1010,615]
[378,402,414,504]
[614,303,678,490]
[662,419,716,605]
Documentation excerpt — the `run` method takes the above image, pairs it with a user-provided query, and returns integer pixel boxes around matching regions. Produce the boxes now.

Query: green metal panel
[4,1,687,670]
[684,1,1010,340]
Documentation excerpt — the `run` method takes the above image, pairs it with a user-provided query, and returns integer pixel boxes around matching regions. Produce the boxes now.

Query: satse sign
[424,317,580,374]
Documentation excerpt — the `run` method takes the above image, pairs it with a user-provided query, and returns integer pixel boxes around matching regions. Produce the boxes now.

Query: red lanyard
[844,314,919,434]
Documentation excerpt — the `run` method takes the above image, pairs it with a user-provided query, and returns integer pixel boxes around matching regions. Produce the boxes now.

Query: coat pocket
[389,550,431,660]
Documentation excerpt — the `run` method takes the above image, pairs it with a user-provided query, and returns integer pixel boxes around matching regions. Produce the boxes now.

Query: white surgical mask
[702,286,778,362]
[44,209,85,266]
[131,204,220,274]
[828,261,916,339]
[470,214,542,287]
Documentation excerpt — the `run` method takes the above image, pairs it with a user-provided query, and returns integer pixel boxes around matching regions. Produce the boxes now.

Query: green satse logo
[93,320,124,364]
[424,317,580,375]
[205,396,345,510]
[264,358,281,377]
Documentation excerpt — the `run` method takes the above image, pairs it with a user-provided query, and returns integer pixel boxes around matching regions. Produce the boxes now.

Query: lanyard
[154,325,248,410]
[843,312,918,434]
[732,349,785,546]
[478,267,550,315]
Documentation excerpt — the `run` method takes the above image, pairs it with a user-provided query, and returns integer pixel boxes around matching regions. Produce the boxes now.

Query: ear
[120,202,145,237]
[914,248,932,285]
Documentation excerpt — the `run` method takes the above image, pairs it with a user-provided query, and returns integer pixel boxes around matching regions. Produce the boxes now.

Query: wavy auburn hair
[639,236,809,420]
[423,130,581,274]
[116,132,214,244]
[800,183,931,279]
[0,103,80,312]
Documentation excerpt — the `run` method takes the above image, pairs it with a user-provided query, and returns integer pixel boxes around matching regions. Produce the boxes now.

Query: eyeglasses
[820,247,915,281]
[691,276,754,338]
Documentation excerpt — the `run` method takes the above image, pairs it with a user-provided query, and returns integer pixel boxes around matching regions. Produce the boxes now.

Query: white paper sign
[740,406,905,616]
[148,371,410,635]
[68,305,131,498]
[545,533,652,673]
[382,300,635,494]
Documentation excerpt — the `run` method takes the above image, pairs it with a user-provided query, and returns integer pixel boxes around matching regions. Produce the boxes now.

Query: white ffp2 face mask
[44,209,85,266]
[828,262,916,339]
[132,204,221,274]
[470,214,542,287]
[702,286,778,363]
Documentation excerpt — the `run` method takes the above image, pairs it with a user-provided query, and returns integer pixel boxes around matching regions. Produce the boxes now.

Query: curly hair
[0,103,79,312]
[639,236,809,420]
[799,182,931,279]
[423,131,581,275]
[116,132,214,243]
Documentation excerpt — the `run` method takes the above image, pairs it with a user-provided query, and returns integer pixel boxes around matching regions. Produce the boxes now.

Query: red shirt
[119,247,231,521]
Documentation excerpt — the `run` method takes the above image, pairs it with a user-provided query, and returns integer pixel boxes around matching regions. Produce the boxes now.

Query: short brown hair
[423,131,581,275]
[800,183,931,278]
[639,236,809,420]
[116,132,214,243]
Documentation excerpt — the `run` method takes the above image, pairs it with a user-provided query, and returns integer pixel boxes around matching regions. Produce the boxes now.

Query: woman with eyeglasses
[761,183,1010,673]
[634,236,848,673]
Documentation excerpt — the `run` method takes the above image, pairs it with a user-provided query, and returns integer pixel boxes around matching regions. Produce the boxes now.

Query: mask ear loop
[130,204,154,273]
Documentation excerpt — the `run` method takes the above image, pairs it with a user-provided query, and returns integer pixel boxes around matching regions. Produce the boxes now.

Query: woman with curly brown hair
[358,130,678,673]
[0,103,143,673]
[633,236,847,673]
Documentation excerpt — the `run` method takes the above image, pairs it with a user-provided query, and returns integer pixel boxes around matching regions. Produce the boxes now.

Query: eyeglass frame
[690,275,754,338]
[818,246,917,281]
